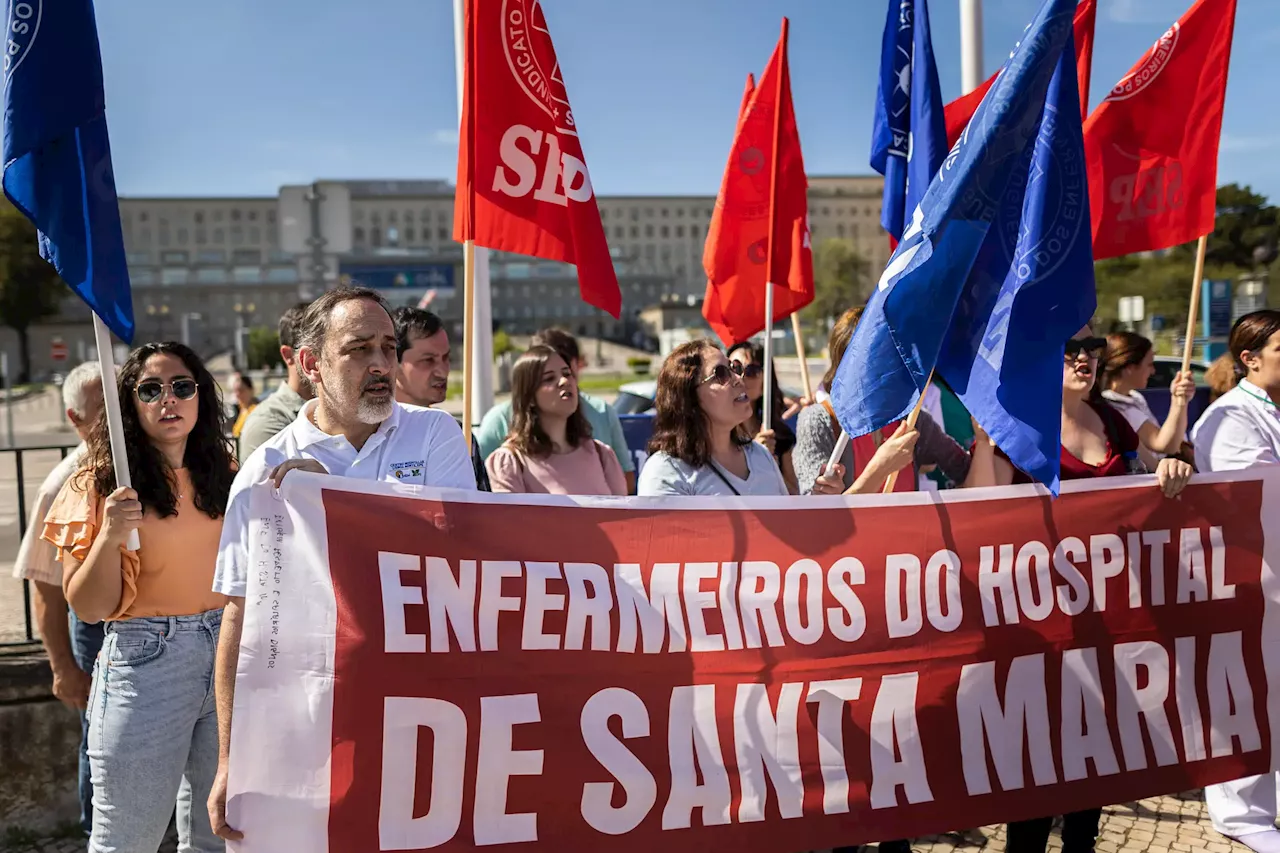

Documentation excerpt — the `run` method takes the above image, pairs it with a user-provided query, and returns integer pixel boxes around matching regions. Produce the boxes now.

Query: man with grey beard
[206,285,475,841]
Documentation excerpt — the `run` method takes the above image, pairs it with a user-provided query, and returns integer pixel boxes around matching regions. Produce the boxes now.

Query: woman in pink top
[487,345,628,496]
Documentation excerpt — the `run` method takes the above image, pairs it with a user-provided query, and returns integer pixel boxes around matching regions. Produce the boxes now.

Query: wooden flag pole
[1181,234,1209,373]
[462,238,476,453]
[92,315,139,551]
[790,313,814,402]
[880,368,935,493]
[762,285,776,432]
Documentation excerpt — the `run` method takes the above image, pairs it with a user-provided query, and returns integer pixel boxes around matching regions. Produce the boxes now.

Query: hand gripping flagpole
[1181,234,1209,374]
[761,18,790,435]
[880,368,934,494]
[92,316,139,551]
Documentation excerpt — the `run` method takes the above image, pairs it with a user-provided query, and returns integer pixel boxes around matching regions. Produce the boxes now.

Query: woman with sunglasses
[1099,331,1196,471]
[727,341,799,494]
[486,345,628,496]
[1191,310,1280,853]
[638,340,845,497]
[42,342,235,852]
[993,327,1192,853]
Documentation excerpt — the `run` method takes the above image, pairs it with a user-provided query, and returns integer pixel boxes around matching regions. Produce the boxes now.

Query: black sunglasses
[135,378,198,404]
[701,364,739,386]
[1065,336,1107,361]
[730,361,762,379]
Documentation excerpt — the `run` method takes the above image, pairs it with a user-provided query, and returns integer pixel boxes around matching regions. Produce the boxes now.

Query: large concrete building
[17,175,886,377]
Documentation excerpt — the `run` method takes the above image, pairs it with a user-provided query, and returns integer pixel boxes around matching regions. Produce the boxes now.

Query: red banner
[453,0,620,316]
[226,472,1280,852]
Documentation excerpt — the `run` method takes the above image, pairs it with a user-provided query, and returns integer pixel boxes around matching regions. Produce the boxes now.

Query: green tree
[1170,183,1278,269]
[0,203,67,381]
[802,238,871,325]
[246,326,283,370]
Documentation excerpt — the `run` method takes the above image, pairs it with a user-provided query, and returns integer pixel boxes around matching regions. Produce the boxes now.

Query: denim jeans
[69,611,105,836]
[86,609,224,853]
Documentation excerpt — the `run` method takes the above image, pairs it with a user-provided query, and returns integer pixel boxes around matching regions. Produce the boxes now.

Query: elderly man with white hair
[11,361,106,836]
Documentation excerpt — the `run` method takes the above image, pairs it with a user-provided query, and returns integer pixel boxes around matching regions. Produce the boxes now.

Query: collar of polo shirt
[294,398,402,450]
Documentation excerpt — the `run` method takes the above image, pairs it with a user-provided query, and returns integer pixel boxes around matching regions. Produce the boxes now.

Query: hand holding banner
[227,471,1280,852]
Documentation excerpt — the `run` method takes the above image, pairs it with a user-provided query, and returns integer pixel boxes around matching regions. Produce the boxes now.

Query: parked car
[614,378,805,416]
[1150,356,1208,388]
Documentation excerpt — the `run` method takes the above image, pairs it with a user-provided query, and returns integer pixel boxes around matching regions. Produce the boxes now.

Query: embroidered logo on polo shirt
[390,460,425,480]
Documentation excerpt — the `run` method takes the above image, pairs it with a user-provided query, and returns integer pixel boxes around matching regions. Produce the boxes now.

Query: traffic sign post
[50,338,68,363]
[1118,295,1145,328]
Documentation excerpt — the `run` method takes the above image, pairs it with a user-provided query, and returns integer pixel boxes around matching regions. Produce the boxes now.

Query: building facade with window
[19,175,884,376]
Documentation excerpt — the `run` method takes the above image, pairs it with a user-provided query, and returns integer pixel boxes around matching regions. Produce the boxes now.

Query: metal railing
[4,443,78,647]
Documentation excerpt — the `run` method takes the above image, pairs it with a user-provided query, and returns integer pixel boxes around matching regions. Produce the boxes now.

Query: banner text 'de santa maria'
[227,473,1280,853]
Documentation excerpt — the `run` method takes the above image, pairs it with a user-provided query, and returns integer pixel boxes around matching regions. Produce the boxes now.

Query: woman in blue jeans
[43,343,236,852]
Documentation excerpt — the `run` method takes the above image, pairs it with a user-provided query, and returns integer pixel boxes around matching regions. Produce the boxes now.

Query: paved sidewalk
[0,792,1256,852]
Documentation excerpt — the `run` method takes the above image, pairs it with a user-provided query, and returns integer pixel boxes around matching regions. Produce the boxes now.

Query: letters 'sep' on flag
[702,20,813,346]
[454,0,620,317]
[870,0,948,244]
[831,0,1097,493]
[1,0,134,342]
[1084,0,1237,260]
[943,0,1096,147]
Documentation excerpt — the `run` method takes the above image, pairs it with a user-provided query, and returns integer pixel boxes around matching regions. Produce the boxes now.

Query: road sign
[1201,279,1233,362]
[50,339,68,362]
[1118,295,1145,323]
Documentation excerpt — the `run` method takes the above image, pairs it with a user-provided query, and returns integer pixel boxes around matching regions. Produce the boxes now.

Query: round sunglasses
[701,362,761,386]
[135,378,198,404]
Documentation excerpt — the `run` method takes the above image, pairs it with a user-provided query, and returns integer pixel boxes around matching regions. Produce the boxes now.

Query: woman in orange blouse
[44,342,235,853]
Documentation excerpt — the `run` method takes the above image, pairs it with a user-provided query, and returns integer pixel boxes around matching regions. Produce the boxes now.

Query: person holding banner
[794,307,983,495]
[41,342,236,853]
[1099,332,1197,471]
[993,326,1193,852]
[638,340,845,497]
[727,341,800,494]
[207,286,476,841]
[486,345,628,496]
[1190,309,1280,853]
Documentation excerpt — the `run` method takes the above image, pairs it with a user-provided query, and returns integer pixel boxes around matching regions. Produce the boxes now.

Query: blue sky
[96,0,1280,201]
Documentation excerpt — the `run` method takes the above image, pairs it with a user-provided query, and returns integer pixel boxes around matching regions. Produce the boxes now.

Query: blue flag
[2,0,134,342]
[870,0,946,241]
[832,0,1095,493]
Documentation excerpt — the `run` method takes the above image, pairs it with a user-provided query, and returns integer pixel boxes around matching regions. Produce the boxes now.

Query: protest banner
[226,470,1280,853]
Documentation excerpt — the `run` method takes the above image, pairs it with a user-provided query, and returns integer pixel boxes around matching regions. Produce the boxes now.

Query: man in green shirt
[238,303,314,461]
[476,328,635,493]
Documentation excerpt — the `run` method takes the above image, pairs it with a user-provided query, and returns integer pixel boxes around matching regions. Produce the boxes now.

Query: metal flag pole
[92,315,139,551]
[960,0,985,93]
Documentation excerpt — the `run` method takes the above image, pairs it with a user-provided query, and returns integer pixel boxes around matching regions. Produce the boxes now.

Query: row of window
[126,249,294,266]
[355,209,453,226]
[353,226,452,248]
[128,208,275,226]
[599,207,713,222]
[131,267,299,286]
[128,225,277,249]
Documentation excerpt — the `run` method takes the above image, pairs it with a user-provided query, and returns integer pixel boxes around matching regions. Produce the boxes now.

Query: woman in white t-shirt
[1191,310,1280,853]
[638,340,844,498]
[1099,332,1196,471]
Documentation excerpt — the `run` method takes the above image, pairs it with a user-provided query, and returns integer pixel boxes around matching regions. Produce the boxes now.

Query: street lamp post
[233,302,256,369]
[146,304,171,340]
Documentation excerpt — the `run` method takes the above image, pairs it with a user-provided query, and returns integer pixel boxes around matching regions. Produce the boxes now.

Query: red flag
[943,0,1096,146]
[702,19,813,346]
[453,0,620,317]
[1085,0,1237,260]
[738,73,755,126]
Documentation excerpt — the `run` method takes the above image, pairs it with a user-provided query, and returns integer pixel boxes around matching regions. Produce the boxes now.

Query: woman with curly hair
[42,342,236,852]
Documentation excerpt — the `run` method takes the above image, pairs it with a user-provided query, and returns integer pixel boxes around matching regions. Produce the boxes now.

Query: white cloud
[430,128,459,145]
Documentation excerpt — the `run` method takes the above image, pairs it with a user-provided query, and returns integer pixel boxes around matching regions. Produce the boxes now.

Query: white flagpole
[960,0,985,94]
[92,315,139,551]
[453,0,495,426]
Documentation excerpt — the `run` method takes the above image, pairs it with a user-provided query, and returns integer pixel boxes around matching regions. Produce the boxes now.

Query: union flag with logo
[453,0,620,317]
[702,19,813,346]
[1084,0,1238,260]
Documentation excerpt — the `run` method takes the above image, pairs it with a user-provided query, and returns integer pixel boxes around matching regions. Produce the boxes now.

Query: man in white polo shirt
[206,286,475,840]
